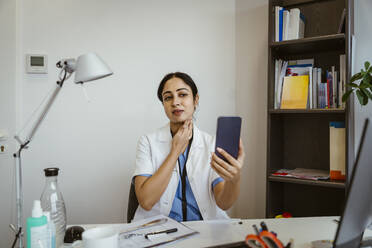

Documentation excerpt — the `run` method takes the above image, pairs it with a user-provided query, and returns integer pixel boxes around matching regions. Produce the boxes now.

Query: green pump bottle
[26,200,47,248]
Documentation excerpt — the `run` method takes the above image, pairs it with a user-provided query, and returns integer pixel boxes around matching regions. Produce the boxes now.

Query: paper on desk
[118,215,198,248]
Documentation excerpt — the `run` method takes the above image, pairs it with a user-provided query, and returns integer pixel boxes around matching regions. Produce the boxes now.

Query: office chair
[127,181,139,223]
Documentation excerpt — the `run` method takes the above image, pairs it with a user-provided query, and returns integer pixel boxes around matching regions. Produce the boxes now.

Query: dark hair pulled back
[157,72,198,102]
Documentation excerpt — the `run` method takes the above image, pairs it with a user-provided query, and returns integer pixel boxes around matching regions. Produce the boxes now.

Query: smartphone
[215,116,242,161]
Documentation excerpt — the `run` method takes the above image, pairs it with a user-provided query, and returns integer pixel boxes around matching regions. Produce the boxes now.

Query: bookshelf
[266,0,354,218]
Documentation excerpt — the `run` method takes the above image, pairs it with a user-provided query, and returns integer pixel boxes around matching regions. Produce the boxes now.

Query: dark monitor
[334,119,372,248]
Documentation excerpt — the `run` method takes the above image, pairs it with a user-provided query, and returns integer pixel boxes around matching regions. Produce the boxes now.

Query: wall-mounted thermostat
[26,54,48,74]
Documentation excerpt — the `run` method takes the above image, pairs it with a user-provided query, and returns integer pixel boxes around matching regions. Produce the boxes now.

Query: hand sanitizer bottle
[26,200,48,248]
[44,211,56,248]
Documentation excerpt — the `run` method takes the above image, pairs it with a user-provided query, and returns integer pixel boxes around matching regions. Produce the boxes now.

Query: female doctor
[132,72,245,222]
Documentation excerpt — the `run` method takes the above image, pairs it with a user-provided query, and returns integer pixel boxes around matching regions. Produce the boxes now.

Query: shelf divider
[268,175,346,189]
[269,108,346,114]
[270,34,345,55]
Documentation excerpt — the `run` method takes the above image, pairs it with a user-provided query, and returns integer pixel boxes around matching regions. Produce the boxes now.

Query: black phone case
[215,116,242,161]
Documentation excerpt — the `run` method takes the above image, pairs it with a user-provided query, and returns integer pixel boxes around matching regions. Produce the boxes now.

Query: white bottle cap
[43,211,51,222]
[32,200,43,218]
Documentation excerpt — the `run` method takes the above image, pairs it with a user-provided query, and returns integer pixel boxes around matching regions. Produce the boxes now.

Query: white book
[283,10,290,41]
[275,6,281,42]
[288,8,299,40]
[322,83,327,108]
[332,66,336,108]
[325,73,328,109]
[337,71,342,108]
[309,68,313,109]
[287,9,295,40]
[277,60,282,108]
[319,84,325,108]
[288,8,305,40]
[319,83,324,108]
[277,60,288,108]
[274,60,279,109]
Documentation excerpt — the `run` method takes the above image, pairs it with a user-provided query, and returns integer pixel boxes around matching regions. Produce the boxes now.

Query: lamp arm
[23,82,62,145]
[15,72,67,148]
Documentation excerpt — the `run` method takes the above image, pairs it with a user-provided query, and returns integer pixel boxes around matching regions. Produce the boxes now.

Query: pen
[119,218,168,235]
[252,224,260,235]
[260,221,268,231]
[145,228,178,239]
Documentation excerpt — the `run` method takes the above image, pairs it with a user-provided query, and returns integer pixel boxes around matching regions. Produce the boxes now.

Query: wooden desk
[64,216,372,247]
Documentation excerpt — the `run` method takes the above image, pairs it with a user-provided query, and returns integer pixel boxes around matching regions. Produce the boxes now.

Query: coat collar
[156,122,204,148]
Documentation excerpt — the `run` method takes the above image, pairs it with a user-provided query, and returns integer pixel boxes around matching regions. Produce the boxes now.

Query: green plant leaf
[347,83,359,88]
[356,90,368,105]
[365,61,371,71]
[368,66,372,74]
[361,88,372,100]
[342,89,354,102]
[351,72,363,82]
[363,95,368,105]
[363,73,372,84]
[360,83,372,89]
[359,74,372,88]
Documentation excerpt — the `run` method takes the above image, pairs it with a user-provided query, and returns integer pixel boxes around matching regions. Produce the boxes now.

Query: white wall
[234,0,268,218]
[18,0,235,230]
[353,0,372,153]
[0,0,16,247]
[0,0,273,244]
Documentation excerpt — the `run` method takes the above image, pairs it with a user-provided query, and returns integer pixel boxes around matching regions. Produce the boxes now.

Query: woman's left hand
[210,139,245,183]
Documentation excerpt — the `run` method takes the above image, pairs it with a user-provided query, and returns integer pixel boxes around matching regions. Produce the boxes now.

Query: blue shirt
[138,146,224,222]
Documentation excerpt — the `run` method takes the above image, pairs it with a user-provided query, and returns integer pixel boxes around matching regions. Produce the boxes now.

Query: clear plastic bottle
[43,211,56,248]
[40,168,66,248]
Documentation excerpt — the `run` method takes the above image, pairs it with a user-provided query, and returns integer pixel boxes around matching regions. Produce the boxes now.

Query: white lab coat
[132,123,229,221]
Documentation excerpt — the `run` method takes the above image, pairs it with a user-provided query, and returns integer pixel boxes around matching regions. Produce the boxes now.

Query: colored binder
[280,75,309,109]
[330,122,346,180]
[279,8,284,41]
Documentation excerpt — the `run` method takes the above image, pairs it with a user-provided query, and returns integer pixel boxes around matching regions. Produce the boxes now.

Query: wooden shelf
[268,175,346,189]
[273,0,336,8]
[270,34,345,55]
[269,108,346,114]
[266,0,352,218]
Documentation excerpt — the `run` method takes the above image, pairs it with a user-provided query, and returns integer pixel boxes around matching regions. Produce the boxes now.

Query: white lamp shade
[74,53,113,83]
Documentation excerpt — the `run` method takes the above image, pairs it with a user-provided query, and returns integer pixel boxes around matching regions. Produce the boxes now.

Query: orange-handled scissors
[245,222,292,248]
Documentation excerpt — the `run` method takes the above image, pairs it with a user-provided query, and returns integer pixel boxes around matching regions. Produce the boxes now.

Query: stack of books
[274,55,346,109]
[275,6,305,42]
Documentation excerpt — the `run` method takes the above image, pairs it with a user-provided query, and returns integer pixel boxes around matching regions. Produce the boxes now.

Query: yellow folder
[281,75,309,109]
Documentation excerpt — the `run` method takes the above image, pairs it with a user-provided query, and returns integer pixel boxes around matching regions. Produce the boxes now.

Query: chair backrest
[127,182,139,223]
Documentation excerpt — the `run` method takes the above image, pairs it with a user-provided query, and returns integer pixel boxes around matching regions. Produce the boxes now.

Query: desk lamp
[10,53,113,248]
